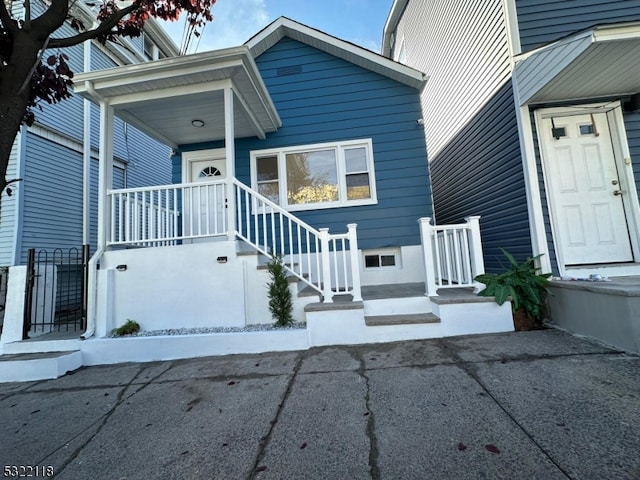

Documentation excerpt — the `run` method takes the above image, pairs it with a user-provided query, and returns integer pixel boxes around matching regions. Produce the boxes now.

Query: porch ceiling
[73,47,281,148]
[514,23,640,106]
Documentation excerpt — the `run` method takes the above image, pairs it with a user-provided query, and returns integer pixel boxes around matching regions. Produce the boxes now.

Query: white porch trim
[97,102,114,251]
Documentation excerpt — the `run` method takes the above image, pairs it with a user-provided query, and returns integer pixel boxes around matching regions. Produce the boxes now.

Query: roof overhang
[247,16,426,91]
[514,23,640,106]
[74,47,281,149]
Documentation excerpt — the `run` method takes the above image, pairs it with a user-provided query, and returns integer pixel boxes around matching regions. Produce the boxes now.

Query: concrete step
[0,351,82,383]
[365,313,440,326]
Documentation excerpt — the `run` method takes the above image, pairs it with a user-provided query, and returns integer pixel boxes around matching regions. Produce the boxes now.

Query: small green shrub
[266,255,294,327]
[112,319,141,336]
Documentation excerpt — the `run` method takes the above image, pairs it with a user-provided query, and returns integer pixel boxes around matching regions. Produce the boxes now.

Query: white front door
[185,156,227,236]
[540,112,633,265]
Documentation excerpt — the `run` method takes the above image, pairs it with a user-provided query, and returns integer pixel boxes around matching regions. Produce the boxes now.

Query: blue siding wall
[623,109,640,200]
[174,37,432,249]
[19,134,84,263]
[430,81,533,273]
[516,0,640,52]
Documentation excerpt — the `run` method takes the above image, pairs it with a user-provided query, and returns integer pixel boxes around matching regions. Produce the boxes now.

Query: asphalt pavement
[1,329,639,479]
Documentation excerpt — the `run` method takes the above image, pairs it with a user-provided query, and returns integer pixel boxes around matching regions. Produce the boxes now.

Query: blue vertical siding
[430,81,533,273]
[175,37,432,249]
[516,0,640,52]
[622,109,640,199]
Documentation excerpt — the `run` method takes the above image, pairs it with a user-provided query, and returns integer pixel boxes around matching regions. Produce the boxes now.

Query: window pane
[346,173,371,200]
[286,150,338,205]
[345,147,367,173]
[381,255,396,267]
[258,181,279,204]
[257,156,279,181]
[365,255,380,268]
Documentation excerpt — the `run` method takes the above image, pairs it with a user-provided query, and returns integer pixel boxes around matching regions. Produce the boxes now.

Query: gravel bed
[110,322,307,338]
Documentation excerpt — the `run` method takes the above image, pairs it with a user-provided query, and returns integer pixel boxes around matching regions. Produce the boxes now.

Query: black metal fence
[23,246,89,339]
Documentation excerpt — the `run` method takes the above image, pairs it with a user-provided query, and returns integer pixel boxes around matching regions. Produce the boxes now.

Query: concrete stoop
[0,351,82,382]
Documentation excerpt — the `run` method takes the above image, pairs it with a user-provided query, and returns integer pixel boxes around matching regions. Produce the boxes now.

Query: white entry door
[186,156,226,236]
[540,112,633,265]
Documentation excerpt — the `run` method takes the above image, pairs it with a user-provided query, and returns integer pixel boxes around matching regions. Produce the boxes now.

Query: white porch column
[465,215,485,292]
[82,41,92,246]
[319,228,333,303]
[97,102,114,250]
[347,224,362,302]
[418,217,438,297]
[224,86,236,235]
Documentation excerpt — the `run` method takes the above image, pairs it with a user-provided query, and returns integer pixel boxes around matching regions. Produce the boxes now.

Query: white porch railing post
[347,223,362,302]
[465,215,485,292]
[224,87,236,237]
[319,228,333,303]
[419,217,438,297]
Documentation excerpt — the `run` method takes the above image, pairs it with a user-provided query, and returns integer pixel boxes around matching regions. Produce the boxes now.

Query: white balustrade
[107,180,227,246]
[419,216,485,297]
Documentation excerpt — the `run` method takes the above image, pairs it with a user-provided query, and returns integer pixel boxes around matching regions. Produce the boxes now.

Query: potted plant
[474,249,551,331]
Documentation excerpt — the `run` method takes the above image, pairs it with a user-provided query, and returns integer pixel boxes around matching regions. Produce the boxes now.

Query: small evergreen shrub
[266,255,294,327]
[112,319,141,336]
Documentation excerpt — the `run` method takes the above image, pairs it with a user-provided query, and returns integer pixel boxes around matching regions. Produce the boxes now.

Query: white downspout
[82,96,113,340]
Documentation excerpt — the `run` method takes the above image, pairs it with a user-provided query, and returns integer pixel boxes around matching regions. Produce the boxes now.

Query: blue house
[0,17,514,374]
[383,0,640,352]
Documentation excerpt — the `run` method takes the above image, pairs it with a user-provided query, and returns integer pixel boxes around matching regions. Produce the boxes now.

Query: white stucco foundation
[98,242,249,333]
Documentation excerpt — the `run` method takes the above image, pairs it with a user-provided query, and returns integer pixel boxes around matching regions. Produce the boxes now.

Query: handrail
[107,178,226,195]
[234,179,362,302]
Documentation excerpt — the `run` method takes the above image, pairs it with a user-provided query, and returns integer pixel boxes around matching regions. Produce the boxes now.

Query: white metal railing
[418,216,485,297]
[107,180,227,246]
[234,179,362,302]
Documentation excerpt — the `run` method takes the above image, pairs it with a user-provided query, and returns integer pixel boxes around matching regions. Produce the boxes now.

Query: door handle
[611,180,619,185]
[613,190,623,196]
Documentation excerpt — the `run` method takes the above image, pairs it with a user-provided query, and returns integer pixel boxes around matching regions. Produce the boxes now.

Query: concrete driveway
[2,329,639,479]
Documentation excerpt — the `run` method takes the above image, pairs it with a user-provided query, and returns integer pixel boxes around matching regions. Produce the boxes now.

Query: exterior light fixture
[191,119,205,128]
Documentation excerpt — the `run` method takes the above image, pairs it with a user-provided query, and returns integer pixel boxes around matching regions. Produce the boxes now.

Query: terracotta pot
[513,308,537,331]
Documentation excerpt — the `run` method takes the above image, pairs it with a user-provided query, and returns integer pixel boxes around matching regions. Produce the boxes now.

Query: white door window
[185,155,226,236]
[540,112,632,265]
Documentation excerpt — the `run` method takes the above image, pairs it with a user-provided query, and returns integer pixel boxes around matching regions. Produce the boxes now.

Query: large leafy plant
[475,249,551,322]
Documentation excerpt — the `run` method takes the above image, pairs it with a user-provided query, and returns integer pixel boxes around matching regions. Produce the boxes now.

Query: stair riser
[363,296,432,316]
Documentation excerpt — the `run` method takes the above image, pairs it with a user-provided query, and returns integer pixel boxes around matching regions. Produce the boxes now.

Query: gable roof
[246,16,427,91]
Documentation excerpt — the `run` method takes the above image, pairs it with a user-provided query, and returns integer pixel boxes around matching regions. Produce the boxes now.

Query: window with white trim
[251,139,377,211]
[363,249,400,269]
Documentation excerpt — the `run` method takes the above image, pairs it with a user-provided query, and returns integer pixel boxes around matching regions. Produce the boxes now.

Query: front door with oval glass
[184,156,227,237]
[540,112,633,265]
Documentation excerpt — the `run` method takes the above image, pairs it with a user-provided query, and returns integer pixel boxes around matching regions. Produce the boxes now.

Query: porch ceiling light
[191,119,205,128]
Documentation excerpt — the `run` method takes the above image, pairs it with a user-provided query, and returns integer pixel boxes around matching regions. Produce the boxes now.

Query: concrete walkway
[2,329,639,479]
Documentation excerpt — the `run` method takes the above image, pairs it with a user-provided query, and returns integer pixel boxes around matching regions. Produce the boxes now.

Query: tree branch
[17,35,50,95]
[31,0,71,39]
[48,3,138,49]
[0,0,18,35]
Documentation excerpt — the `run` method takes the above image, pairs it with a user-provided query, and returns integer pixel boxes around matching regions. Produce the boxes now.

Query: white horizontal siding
[393,0,512,158]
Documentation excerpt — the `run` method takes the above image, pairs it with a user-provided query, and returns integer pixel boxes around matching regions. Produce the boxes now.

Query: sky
[159,0,395,55]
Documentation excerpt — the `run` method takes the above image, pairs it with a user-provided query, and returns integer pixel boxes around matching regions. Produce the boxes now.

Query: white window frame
[250,139,378,212]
